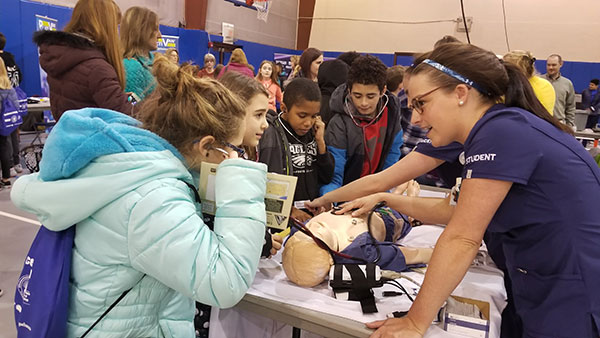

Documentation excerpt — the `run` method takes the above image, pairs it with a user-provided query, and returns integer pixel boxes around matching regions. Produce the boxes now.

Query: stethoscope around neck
[344,93,389,128]
[345,93,389,174]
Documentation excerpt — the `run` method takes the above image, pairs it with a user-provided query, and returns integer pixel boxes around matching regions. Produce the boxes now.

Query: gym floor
[0,132,44,338]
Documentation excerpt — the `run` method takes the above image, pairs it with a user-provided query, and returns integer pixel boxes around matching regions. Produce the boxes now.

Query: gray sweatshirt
[544,73,576,127]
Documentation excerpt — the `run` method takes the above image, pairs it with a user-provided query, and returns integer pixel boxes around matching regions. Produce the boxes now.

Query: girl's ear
[194,135,216,160]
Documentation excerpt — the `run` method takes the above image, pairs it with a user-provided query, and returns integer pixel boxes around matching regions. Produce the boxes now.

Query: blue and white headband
[421,59,491,96]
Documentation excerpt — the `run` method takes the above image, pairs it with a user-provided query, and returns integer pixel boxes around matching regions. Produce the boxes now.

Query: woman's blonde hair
[121,6,159,59]
[137,54,246,167]
[0,58,12,89]
[503,50,537,78]
[63,0,125,88]
[229,48,249,66]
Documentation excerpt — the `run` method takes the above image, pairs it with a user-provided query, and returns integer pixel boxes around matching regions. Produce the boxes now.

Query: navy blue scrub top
[462,104,600,337]
[413,140,463,187]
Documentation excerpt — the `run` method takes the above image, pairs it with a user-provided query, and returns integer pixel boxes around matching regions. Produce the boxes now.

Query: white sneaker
[9,167,17,177]
[14,164,23,173]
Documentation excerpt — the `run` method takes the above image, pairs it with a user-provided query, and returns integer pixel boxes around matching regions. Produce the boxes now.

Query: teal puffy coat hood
[11,108,268,337]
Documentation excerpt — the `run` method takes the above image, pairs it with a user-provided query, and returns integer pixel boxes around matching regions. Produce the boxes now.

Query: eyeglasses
[409,86,443,114]
[212,142,245,158]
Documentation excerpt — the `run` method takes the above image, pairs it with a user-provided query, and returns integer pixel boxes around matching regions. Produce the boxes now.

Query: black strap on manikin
[330,264,379,314]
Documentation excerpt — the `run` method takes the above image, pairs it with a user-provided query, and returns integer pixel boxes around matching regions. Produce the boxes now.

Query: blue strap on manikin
[421,59,492,97]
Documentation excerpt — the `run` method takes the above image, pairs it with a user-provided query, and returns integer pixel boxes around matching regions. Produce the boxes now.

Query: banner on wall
[36,15,57,97]
[157,35,179,53]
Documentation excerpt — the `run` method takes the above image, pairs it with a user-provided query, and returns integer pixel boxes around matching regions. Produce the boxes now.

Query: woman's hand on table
[366,317,425,338]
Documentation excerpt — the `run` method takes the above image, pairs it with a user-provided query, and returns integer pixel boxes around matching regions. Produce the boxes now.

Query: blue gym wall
[2,0,599,96]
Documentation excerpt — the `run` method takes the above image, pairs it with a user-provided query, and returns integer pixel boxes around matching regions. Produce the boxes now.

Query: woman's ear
[455,84,470,105]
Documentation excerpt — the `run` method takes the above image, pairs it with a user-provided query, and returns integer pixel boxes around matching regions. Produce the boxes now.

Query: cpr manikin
[283,182,433,287]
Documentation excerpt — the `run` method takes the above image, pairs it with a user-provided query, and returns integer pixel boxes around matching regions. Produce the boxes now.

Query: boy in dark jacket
[321,55,403,196]
[259,78,335,222]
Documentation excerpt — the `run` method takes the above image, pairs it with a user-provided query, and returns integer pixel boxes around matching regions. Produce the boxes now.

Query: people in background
[339,43,599,338]
[197,53,216,78]
[544,54,576,127]
[433,35,461,48]
[387,65,428,158]
[503,50,555,115]
[317,59,349,124]
[255,60,282,112]
[0,33,23,176]
[32,0,132,121]
[0,32,22,88]
[298,47,323,82]
[274,61,285,87]
[213,64,225,78]
[217,48,254,79]
[0,57,18,187]
[164,48,179,64]
[320,55,403,196]
[582,79,600,129]
[283,54,301,88]
[121,6,161,101]
[336,51,361,67]
[11,54,268,337]
[259,78,334,223]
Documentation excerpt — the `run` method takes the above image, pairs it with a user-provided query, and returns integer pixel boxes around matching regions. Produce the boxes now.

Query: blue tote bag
[1,94,22,136]
[14,226,74,338]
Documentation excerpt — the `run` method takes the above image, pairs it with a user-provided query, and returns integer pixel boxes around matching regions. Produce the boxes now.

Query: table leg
[292,326,301,338]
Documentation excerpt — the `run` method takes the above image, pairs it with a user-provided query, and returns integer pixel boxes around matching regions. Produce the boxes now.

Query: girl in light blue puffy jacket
[11,54,268,338]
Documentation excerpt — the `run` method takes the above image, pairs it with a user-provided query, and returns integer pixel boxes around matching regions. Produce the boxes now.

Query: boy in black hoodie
[258,78,334,222]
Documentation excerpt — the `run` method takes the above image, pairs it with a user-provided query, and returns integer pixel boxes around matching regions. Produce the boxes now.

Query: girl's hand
[366,317,425,338]
[268,234,283,257]
[291,207,312,223]
[335,193,385,217]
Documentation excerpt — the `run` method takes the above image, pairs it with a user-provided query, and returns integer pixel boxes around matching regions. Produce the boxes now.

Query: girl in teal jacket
[11,56,267,337]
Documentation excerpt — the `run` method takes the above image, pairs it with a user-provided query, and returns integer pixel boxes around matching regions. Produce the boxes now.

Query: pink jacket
[217,62,254,79]
[260,79,282,111]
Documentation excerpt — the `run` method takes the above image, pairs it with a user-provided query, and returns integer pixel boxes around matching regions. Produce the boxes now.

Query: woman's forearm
[321,152,443,204]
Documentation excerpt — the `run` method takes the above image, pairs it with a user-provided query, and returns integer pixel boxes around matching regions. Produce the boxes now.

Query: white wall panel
[29,0,185,27]
[205,0,297,49]
[309,0,600,62]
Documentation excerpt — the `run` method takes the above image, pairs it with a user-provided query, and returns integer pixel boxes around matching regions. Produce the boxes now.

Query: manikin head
[282,211,387,287]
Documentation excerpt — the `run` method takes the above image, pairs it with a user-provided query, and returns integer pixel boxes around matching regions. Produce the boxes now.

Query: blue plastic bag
[0,94,22,136]
[14,226,74,338]
[15,86,28,117]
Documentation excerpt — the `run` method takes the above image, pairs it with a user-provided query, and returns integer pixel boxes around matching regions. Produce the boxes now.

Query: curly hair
[347,55,387,92]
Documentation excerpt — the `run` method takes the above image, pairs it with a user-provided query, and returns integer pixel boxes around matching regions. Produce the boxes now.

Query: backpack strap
[80,180,200,336]
[80,274,145,337]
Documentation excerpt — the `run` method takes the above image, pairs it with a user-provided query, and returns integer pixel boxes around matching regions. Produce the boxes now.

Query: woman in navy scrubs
[339,43,600,338]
